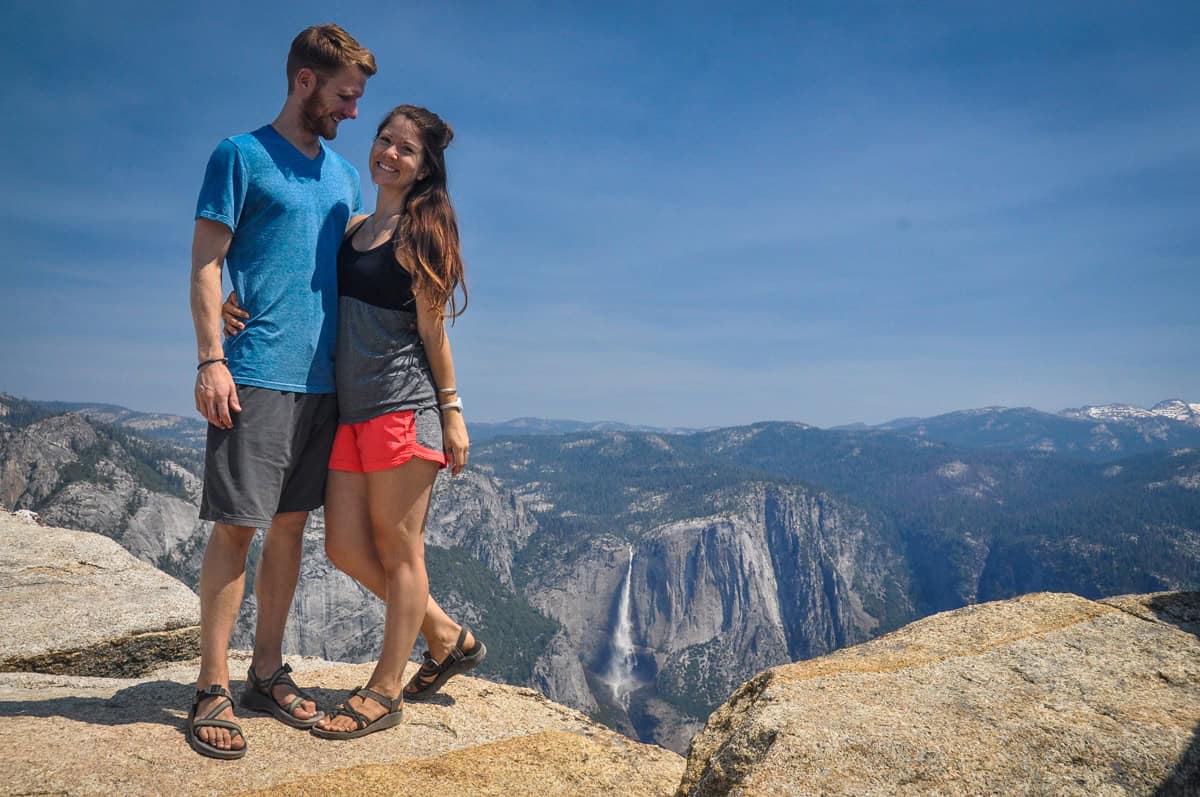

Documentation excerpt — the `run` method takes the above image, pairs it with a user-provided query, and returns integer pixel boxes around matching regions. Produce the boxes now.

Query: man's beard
[301,92,338,140]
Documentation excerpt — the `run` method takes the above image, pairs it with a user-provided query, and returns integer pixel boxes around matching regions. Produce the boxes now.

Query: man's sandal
[403,627,487,702]
[187,684,247,760]
[240,662,324,729]
[310,686,404,740]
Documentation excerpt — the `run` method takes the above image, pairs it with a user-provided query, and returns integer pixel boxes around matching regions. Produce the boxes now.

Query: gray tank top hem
[335,298,439,423]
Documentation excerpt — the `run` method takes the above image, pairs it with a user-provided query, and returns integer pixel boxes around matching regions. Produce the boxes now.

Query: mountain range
[1,392,1197,751]
[837,399,1200,461]
[29,395,1200,457]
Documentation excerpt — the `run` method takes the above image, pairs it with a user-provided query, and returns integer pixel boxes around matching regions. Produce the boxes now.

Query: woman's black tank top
[337,222,416,311]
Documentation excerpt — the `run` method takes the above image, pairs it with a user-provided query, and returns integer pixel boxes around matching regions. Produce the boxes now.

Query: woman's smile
[369,117,423,189]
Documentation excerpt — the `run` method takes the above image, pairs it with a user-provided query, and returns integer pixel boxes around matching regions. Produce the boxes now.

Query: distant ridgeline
[1,391,1198,752]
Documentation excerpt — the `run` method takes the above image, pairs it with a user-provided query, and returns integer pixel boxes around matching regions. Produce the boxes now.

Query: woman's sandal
[403,627,487,702]
[310,686,404,740]
[239,662,324,729]
[187,684,247,760]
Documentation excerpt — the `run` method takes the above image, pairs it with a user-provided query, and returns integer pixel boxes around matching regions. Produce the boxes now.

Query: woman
[224,105,485,738]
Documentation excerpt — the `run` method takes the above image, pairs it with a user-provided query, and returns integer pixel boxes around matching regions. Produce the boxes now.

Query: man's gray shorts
[199,386,338,528]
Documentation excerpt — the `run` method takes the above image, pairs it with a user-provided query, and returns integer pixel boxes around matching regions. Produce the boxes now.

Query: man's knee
[269,511,309,537]
[210,522,256,552]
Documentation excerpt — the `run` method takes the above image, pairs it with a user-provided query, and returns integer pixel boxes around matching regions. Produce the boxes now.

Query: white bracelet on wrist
[437,387,457,394]
[440,397,464,412]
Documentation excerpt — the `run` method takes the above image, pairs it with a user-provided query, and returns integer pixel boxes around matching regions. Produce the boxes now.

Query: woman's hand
[442,410,469,476]
[221,291,248,337]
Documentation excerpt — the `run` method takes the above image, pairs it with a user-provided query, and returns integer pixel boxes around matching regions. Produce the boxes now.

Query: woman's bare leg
[325,470,476,662]
[317,457,437,731]
[324,470,373,585]
[418,596,474,661]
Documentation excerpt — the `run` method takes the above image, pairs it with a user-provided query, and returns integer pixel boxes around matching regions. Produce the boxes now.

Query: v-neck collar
[264,123,324,163]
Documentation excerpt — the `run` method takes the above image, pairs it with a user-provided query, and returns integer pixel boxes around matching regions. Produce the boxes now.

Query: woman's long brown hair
[382,105,468,322]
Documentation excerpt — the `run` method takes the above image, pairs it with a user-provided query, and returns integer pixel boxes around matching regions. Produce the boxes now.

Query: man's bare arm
[190,218,239,429]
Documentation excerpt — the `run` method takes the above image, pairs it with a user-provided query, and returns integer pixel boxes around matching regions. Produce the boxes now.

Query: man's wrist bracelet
[197,357,228,371]
[440,397,464,412]
[437,387,457,394]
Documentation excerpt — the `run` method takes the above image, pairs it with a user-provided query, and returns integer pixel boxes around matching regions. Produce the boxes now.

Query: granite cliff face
[605,484,913,748]
[643,485,908,664]
[0,408,203,571]
[425,466,540,584]
[505,476,917,750]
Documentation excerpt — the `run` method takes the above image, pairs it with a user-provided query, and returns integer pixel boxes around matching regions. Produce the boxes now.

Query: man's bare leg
[194,522,254,752]
[248,511,317,720]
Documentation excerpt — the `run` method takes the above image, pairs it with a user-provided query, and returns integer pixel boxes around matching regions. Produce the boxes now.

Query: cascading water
[604,545,636,708]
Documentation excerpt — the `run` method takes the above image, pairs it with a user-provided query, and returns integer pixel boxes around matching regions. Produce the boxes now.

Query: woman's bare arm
[414,288,469,475]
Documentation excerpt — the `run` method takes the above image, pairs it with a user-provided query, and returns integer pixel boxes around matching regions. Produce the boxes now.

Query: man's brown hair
[286,24,376,92]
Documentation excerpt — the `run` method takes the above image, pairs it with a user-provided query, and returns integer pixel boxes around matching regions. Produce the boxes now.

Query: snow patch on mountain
[1064,404,1155,422]
[938,461,969,480]
[1062,399,1200,427]
[1151,399,1200,425]
[1175,473,1200,490]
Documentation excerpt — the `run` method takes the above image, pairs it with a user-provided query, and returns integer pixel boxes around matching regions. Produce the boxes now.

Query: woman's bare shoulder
[345,213,371,239]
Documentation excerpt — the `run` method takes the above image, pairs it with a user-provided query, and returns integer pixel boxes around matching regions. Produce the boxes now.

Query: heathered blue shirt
[195,125,363,394]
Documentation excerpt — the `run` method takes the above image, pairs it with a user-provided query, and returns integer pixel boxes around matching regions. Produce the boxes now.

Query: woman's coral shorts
[328,409,447,472]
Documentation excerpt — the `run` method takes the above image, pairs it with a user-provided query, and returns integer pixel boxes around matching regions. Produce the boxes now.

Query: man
[187,24,376,759]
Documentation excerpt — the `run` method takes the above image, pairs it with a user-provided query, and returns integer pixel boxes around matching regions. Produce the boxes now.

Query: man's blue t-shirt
[195,125,362,394]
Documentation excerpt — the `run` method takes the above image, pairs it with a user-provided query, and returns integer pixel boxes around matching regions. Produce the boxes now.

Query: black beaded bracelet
[197,357,228,371]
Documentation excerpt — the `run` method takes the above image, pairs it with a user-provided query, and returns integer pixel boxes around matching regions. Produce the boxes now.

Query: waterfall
[604,545,636,708]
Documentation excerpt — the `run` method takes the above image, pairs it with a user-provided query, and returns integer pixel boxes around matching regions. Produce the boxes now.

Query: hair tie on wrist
[197,357,228,371]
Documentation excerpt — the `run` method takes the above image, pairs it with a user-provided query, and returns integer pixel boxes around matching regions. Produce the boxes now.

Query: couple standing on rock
[187,23,485,759]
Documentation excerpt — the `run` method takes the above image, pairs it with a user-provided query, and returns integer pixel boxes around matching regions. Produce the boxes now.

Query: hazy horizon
[1,384,1193,432]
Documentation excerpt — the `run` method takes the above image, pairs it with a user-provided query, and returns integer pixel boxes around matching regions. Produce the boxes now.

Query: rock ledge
[678,591,1200,796]
[0,654,683,796]
[0,510,200,676]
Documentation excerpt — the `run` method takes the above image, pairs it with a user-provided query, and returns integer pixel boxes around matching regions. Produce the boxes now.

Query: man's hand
[195,362,241,429]
[222,291,248,337]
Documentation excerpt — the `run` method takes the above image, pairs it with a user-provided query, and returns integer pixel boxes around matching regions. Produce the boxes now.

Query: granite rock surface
[0,511,199,676]
[0,654,684,796]
[677,591,1200,796]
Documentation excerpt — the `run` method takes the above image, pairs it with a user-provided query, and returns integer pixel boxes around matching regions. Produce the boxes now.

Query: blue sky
[1,1,1196,428]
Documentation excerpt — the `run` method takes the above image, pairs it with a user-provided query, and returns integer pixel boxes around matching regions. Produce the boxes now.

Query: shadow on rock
[1150,592,1199,797]
[0,680,452,736]
[0,679,191,731]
